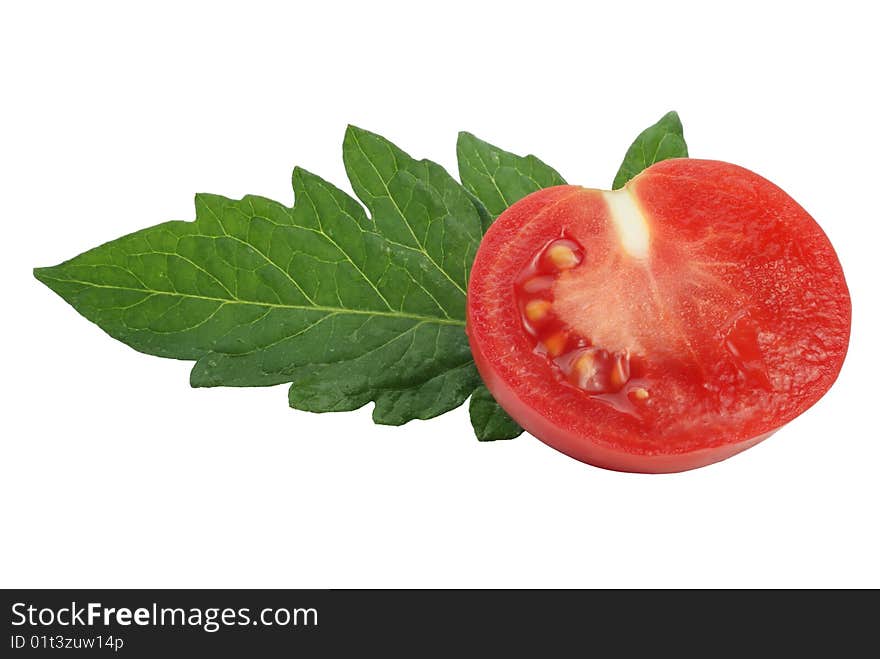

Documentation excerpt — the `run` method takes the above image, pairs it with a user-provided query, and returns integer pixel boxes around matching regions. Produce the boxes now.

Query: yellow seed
[573,352,597,378]
[610,352,631,389]
[573,352,599,388]
[547,244,579,269]
[631,387,649,400]
[524,299,552,323]
[544,332,567,357]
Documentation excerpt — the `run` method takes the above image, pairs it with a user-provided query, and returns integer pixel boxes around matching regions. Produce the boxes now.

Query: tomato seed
[524,299,552,323]
[573,351,605,391]
[610,351,631,390]
[545,241,582,270]
[573,351,597,377]
[631,387,649,400]
[543,332,568,357]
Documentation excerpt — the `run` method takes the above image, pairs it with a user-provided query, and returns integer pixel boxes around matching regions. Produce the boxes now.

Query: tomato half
[467,159,851,473]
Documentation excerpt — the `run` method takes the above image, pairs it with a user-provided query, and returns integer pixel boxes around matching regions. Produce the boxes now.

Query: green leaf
[469,385,522,441]
[612,111,688,189]
[34,126,485,426]
[457,132,566,225]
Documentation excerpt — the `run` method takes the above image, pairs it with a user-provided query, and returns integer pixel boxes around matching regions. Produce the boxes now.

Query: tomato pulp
[467,159,850,473]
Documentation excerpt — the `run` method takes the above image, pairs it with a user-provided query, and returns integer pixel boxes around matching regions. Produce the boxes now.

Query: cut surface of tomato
[467,159,851,473]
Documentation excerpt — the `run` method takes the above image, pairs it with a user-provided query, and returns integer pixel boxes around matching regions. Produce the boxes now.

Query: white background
[2,1,878,588]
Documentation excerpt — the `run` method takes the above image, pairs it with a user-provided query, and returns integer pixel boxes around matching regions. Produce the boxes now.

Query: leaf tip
[291,165,305,187]
[33,265,57,285]
[344,123,370,141]
[660,110,684,132]
[34,265,64,298]
[343,124,382,155]
[291,164,324,184]
[189,363,213,388]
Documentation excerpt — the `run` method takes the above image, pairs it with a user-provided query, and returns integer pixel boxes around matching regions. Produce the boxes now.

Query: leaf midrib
[34,273,466,327]
[470,145,512,210]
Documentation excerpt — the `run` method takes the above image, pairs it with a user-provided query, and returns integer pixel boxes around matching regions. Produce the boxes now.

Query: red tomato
[467,159,851,473]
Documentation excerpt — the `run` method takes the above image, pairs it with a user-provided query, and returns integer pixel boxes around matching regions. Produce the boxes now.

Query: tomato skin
[471,349,777,472]
[467,160,851,473]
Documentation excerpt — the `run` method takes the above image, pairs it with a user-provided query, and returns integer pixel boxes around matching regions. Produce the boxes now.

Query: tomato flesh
[467,159,851,473]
